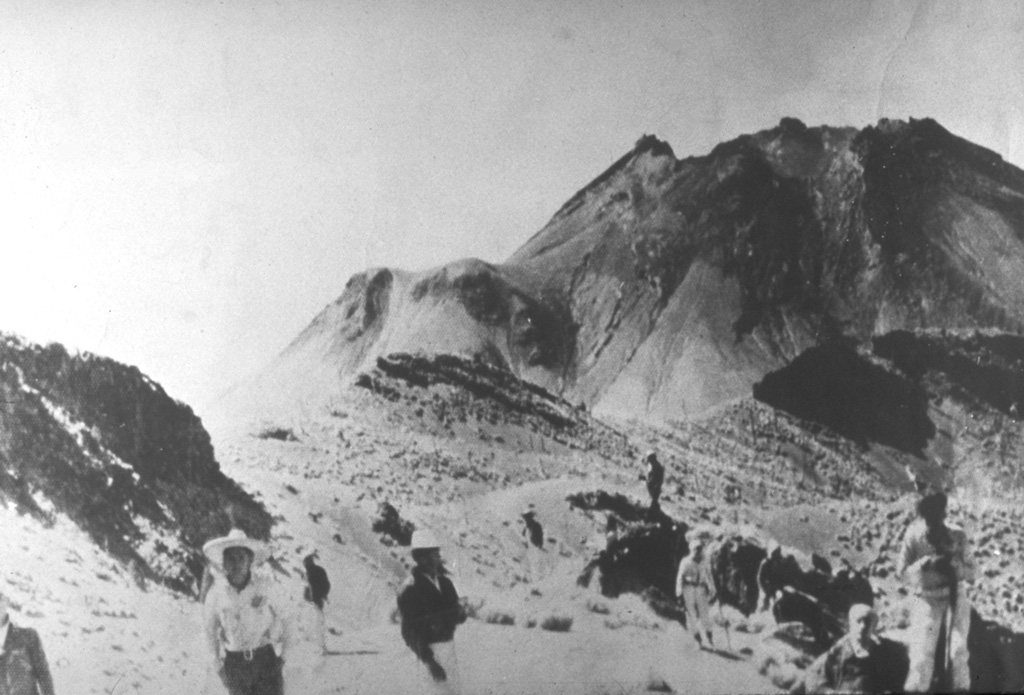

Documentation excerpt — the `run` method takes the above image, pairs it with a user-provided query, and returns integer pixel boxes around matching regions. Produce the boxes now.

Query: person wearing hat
[675,532,716,650]
[896,489,975,692]
[793,604,895,694]
[0,588,55,695]
[202,529,288,695]
[397,529,467,692]
[640,451,665,510]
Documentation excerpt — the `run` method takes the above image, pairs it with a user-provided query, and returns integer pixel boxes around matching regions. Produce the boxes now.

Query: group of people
[200,525,464,695]
[0,455,981,695]
[664,476,976,693]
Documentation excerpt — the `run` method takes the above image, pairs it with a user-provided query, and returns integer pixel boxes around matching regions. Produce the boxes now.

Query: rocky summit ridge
[237,117,1024,423]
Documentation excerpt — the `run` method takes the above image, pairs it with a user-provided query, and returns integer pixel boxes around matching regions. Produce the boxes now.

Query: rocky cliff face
[235,117,1024,422]
[0,335,270,593]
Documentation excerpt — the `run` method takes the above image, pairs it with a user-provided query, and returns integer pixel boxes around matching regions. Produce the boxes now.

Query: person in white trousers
[897,489,975,692]
[675,532,716,650]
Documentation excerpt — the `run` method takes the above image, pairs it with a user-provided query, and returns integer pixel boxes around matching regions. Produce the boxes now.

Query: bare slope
[225,117,1024,423]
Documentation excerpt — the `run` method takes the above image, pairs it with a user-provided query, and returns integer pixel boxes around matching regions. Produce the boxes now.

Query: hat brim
[203,536,269,570]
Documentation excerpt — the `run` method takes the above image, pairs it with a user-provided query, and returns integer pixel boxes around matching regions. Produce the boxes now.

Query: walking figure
[675,532,716,650]
[897,489,975,692]
[640,451,664,510]
[521,510,544,549]
[397,529,467,693]
[303,552,331,655]
[202,528,288,695]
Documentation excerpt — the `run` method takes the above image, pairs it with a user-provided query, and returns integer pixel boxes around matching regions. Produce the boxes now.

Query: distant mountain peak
[224,116,1024,423]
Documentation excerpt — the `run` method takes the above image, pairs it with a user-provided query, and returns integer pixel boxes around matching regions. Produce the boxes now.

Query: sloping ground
[0,335,269,591]
[229,117,1024,424]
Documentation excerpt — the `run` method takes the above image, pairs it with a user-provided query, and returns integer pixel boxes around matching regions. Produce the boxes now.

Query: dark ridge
[872,331,1024,417]
[0,336,271,594]
[753,343,936,454]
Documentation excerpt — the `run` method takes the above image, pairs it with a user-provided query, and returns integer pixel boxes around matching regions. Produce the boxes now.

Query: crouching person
[792,604,903,694]
[202,529,288,695]
[397,529,467,693]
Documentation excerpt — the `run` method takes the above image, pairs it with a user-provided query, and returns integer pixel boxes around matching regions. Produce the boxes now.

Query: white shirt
[203,573,286,660]
[675,554,713,597]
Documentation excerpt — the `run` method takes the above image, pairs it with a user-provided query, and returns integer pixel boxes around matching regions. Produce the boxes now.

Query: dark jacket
[396,569,466,662]
[0,624,55,695]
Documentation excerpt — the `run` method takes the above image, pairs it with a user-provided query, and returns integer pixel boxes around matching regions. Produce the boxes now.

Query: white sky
[0,0,1021,413]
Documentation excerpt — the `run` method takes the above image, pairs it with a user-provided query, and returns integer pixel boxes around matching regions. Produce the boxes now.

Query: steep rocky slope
[231,117,1024,423]
[0,334,270,591]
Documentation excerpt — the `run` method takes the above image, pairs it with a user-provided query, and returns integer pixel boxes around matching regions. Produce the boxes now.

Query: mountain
[230,117,1024,423]
[0,334,270,592]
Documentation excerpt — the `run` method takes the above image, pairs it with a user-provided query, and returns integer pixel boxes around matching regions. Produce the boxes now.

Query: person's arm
[268,583,289,663]
[675,558,687,599]
[202,588,225,668]
[955,530,976,583]
[28,630,55,695]
[895,528,920,578]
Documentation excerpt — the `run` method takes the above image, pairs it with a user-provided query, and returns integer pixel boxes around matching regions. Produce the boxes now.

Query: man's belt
[225,643,275,662]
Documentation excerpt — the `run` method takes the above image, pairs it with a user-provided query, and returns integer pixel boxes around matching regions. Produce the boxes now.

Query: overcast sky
[1,0,1022,413]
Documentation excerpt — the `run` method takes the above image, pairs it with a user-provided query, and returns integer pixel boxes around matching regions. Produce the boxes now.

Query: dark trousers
[221,644,283,695]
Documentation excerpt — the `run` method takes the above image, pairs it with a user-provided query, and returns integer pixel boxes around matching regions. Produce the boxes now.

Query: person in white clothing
[202,528,288,695]
[897,489,975,692]
[675,532,716,650]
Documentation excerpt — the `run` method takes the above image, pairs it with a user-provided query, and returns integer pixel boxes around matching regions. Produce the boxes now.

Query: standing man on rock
[302,552,331,655]
[0,589,55,695]
[675,531,716,650]
[203,528,288,695]
[640,451,665,511]
[897,488,975,692]
[397,529,467,693]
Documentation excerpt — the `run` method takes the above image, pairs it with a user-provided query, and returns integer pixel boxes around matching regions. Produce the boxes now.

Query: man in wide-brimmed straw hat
[397,529,467,693]
[202,528,287,695]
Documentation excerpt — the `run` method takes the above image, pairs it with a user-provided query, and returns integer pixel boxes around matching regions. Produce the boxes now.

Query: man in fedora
[0,589,55,695]
[202,528,288,695]
[397,529,467,692]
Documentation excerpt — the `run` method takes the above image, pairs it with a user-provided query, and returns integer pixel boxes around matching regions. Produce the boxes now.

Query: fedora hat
[203,528,269,569]
[410,529,440,551]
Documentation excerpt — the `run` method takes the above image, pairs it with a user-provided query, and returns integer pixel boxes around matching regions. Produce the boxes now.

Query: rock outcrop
[0,335,270,593]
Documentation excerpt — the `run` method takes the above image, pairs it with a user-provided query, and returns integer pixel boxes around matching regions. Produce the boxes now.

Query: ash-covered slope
[0,335,270,592]
[237,117,1024,422]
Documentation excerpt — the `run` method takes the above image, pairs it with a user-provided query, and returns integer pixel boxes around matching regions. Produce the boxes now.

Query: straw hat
[410,529,440,551]
[203,528,269,569]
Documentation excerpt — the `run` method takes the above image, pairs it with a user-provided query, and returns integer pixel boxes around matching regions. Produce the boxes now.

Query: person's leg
[904,598,945,692]
[682,586,703,645]
[430,641,461,694]
[251,648,284,695]
[221,656,255,695]
[950,595,972,691]
[695,588,714,646]
[315,606,327,654]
